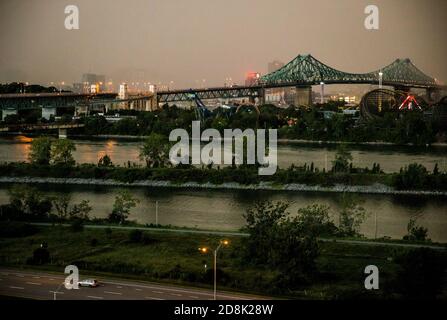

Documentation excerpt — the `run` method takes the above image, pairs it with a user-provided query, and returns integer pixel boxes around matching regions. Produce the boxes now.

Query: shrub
[90,238,98,247]
[70,219,84,232]
[28,247,50,265]
[403,218,429,242]
[129,229,143,243]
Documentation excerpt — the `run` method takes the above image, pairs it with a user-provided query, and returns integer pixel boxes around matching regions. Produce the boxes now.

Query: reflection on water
[1,136,447,172]
[0,184,446,243]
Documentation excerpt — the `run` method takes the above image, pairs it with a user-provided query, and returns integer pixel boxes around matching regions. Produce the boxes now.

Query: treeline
[0,161,445,191]
[0,136,445,190]
[0,184,139,227]
[0,83,60,94]
[79,103,442,145]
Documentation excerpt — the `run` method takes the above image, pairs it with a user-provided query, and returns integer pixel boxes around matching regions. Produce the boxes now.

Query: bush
[28,247,50,265]
[129,229,143,243]
[70,219,84,232]
[90,238,98,247]
[403,218,430,242]
[294,204,338,237]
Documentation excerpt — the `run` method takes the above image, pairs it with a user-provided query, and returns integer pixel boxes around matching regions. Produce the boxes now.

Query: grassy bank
[1,225,446,299]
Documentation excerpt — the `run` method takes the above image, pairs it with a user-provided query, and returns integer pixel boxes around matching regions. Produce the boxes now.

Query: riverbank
[1,176,447,196]
[68,134,447,147]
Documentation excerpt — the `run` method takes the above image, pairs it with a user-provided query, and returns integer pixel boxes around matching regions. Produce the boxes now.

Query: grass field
[2,224,444,299]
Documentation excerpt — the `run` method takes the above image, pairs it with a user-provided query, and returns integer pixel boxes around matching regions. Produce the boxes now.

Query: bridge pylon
[295,86,312,107]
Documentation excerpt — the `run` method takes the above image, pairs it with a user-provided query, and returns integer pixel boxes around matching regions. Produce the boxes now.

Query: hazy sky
[1,0,446,88]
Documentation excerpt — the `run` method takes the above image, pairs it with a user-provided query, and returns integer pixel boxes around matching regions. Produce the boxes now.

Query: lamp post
[320,82,325,104]
[378,72,383,112]
[378,71,383,89]
[199,239,229,300]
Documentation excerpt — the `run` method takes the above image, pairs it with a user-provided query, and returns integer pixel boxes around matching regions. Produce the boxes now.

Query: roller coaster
[360,89,446,121]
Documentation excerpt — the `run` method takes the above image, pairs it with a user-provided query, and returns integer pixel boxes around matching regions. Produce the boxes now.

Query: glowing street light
[198,239,230,300]
[320,82,325,104]
[378,71,383,112]
[378,71,383,89]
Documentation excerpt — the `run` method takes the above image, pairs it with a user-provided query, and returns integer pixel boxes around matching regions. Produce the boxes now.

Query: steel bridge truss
[157,87,261,103]
[260,54,437,89]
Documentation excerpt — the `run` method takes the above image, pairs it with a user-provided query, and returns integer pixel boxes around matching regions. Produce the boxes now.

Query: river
[0,184,446,242]
[0,136,446,242]
[1,136,447,172]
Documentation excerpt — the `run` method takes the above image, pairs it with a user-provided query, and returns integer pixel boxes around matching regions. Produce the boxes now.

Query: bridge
[156,54,444,106]
[1,54,445,119]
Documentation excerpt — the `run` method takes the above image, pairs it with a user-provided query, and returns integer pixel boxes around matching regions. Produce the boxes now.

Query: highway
[0,268,264,300]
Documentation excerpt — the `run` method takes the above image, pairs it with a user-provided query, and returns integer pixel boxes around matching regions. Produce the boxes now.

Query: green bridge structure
[1,54,446,121]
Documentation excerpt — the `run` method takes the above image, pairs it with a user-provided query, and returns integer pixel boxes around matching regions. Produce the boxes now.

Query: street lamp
[378,71,383,112]
[378,71,383,89]
[199,239,230,300]
[320,82,325,104]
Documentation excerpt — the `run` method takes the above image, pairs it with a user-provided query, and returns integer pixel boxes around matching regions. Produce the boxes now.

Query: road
[0,268,264,300]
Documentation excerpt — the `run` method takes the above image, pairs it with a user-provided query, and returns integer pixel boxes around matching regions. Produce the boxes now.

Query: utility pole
[155,200,159,226]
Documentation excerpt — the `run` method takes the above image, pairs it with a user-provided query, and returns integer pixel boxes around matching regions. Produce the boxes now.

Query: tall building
[268,60,284,74]
[119,83,129,100]
[81,73,106,92]
[245,72,260,86]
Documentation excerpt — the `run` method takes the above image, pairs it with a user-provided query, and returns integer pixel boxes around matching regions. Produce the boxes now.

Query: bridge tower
[426,88,441,103]
[295,86,312,107]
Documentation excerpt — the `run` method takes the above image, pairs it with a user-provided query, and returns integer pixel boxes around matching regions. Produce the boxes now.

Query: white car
[78,279,99,288]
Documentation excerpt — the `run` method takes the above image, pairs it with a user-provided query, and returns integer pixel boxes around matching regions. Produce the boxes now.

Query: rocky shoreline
[1,176,446,196]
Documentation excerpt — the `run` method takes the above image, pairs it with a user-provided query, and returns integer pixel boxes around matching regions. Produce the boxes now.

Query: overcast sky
[1,0,446,88]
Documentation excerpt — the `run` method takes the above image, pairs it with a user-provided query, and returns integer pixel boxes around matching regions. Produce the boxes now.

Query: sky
[1,0,446,89]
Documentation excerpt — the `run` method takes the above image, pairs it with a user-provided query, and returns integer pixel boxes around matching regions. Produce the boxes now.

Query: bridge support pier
[58,128,68,139]
[426,88,441,103]
[1,108,18,121]
[295,86,312,107]
[41,106,57,120]
[257,88,266,105]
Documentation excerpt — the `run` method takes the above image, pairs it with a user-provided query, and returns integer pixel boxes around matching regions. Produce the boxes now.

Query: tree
[50,139,76,166]
[242,201,320,287]
[332,144,353,173]
[98,154,113,167]
[403,217,429,242]
[139,133,170,168]
[28,137,52,165]
[8,185,52,220]
[52,194,71,220]
[294,204,338,237]
[52,195,91,221]
[108,190,139,224]
[337,194,368,237]
[70,200,92,220]
[393,163,429,190]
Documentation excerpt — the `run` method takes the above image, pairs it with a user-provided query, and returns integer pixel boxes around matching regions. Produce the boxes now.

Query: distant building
[119,83,129,100]
[268,60,284,74]
[245,72,260,86]
[81,73,106,92]
[72,82,89,94]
